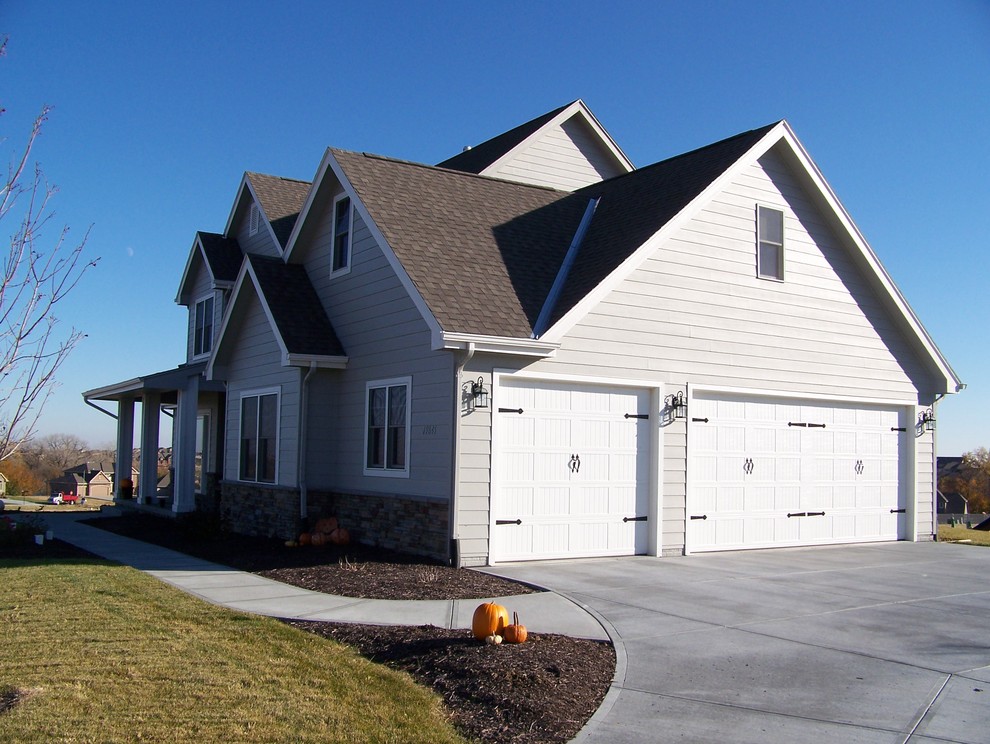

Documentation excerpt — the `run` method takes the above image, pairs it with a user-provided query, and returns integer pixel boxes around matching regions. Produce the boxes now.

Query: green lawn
[938,524,990,546]
[0,558,465,743]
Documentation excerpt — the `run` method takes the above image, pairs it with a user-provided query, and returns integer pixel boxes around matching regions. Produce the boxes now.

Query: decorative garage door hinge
[498,407,524,414]
[788,422,827,428]
[622,515,648,522]
[496,519,522,525]
[890,508,906,514]
[690,514,708,520]
[692,417,710,423]
[624,413,649,419]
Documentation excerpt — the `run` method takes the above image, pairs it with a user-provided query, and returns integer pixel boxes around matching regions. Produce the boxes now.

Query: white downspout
[450,342,476,567]
[298,362,318,530]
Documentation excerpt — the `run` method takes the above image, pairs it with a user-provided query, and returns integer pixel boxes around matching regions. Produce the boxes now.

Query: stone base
[219,482,450,562]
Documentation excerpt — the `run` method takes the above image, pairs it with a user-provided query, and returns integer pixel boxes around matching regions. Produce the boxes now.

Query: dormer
[223,172,311,258]
[437,100,634,191]
[176,232,243,363]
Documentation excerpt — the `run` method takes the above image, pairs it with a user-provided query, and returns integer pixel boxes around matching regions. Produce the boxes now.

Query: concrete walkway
[41,511,607,640]
[483,541,990,744]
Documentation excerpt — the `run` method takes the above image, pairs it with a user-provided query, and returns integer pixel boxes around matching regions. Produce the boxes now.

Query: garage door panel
[493,379,651,562]
[689,392,905,553]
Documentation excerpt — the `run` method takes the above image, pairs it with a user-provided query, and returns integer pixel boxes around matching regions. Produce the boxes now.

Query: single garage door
[492,379,651,562]
[688,392,906,552]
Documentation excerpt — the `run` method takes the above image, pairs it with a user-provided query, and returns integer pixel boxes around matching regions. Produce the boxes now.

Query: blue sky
[2,0,987,456]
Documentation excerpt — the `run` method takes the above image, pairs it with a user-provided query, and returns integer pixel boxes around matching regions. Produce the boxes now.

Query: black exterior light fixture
[665,390,688,420]
[919,408,936,432]
[468,376,489,409]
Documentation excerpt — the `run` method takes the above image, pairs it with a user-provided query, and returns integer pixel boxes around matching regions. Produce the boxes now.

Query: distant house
[0,472,7,496]
[85,100,962,566]
[49,463,114,499]
[937,456,972,514]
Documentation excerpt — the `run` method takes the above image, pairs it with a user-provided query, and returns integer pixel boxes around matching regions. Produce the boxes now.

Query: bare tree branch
[0,37,99,461]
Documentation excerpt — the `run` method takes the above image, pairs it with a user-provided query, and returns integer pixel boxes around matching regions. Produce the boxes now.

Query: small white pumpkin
[485,633,503,645]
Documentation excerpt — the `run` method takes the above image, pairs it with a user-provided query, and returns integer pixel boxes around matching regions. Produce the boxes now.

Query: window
[194,296,214,357]
[757,206,784,280]
[331,195,352,274]
[240,390,278,483]
[249,203,261,236]
[365,378,410,475]
[195,413,209,493]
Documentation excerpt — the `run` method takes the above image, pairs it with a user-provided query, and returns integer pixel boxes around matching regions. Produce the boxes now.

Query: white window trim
[363,376,411,478]
[330,192,353,278]
[237,387,280,484]
[192,293,215,359]
[756,204,785,282]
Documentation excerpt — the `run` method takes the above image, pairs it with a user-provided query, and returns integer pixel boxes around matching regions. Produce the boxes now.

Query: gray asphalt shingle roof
[246,172,312,248]
[334,122,777,338]
[197,232,243,283]
[246,254,345,357]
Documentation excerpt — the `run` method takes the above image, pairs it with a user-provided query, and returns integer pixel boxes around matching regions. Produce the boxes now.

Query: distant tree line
[940,448,990,514]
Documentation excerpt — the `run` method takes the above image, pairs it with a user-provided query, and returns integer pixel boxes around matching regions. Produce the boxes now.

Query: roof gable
[208,254,346,378]
[437,100,634,191]
[175,232,243,304]
[222,172,311,254]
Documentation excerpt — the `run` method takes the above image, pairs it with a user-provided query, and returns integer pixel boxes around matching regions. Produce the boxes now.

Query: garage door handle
[623,516,648,522]
[496,519,522,526]
[890,508,906,514]
[690,515,708,520]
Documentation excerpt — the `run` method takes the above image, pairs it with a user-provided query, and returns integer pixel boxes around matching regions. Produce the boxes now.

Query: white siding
[456,148,937,563]
[490,116,626,191]
[300,195,454,501]
[916,430,935,539]
[222,290,300,487]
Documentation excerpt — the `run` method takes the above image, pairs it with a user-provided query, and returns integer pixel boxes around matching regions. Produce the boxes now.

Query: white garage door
[492,379,651,562]
[688,392,906,552]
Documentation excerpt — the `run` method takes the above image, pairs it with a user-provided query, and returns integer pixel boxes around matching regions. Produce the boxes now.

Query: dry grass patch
[938,524,990,546]
[0,559,465,743]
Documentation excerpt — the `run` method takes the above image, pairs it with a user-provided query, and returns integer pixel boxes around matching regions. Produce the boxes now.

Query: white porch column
[172,373,199,513]
[139,391,161,505]
[115,398,135,501]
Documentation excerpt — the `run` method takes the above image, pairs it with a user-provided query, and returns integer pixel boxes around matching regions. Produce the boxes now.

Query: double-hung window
[240,389,278,483]
[194,296,214,357]
[365,378,410,476]
[757,205,784,281]
[331,195,352,275]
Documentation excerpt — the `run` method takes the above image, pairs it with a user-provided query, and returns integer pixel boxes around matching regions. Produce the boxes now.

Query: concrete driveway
[484,541,990,743]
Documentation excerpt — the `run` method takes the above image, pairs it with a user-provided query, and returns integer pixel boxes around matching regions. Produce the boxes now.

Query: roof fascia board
[175,234,209,305]
[775,123,962,392]
[542,123,790,344]
[437,332,559,357]
[83,378,145,400]
[481,100,635,178]
[206,258,291,379]
[283,152,330,261]
[324,150,445,343]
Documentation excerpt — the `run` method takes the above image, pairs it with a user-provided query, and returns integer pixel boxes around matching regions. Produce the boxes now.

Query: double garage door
[492,379,651,562]
[688,391,907,552]
[491,379,908,562]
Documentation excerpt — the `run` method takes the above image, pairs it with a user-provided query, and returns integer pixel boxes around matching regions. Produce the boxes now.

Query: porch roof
[82,361,224,402]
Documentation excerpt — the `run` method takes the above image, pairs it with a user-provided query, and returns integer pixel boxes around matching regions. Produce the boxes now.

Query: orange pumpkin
[329,527,350,546]
[472,602,509,641]
[314,517,338,534]
[298,532,312,546]
[504,612,528,644]
[310,531,327,547]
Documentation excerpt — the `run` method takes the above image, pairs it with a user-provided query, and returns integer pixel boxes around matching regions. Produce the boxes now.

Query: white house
[85,101,962,566]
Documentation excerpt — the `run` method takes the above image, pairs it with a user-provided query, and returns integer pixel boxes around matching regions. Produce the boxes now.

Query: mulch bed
[287,621,615,744]
[81,513,617,742]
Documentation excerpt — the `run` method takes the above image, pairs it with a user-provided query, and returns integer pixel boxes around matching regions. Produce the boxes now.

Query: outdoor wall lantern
[665,391,688,420]
[468,377,489,409]
[919,408,936,432]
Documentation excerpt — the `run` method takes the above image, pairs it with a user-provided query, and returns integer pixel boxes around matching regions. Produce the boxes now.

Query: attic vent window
[331,195,352,275]
[757,205,784,281]
[249,204,261,236]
